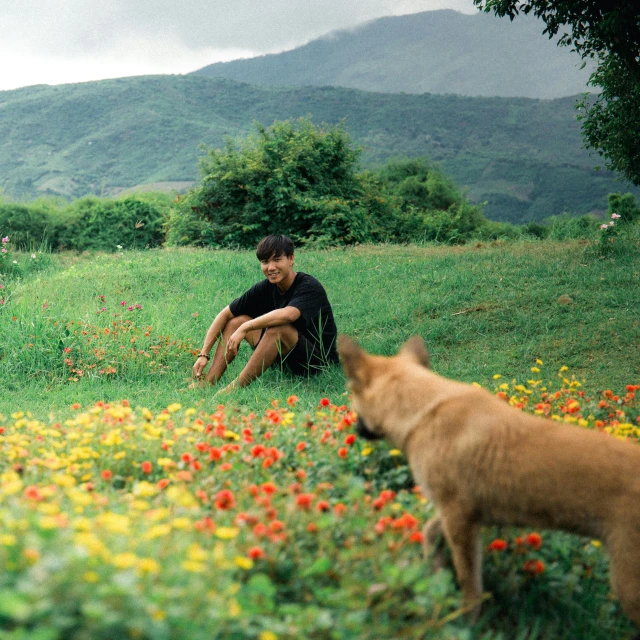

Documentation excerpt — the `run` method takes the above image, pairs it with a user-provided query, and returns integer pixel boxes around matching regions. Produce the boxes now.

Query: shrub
[0,203,57,249]
[608,192,640,223]
[56,197,166,251]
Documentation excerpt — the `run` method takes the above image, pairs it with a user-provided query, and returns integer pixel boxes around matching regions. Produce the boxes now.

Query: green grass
[0,240,639,639]
[1,239,637,416]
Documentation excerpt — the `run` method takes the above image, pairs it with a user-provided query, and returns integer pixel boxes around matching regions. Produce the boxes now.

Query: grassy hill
[194,10,594,99]
[0,75,635,222]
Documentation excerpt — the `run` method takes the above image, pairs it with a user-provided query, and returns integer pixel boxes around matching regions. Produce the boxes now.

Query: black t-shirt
[229,272,338,363]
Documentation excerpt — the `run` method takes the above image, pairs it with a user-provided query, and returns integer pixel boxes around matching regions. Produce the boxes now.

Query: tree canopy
[474,0,640,185]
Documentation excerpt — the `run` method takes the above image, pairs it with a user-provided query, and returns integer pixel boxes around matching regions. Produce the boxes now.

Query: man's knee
[224,315,251,335]
[263,324,298,350]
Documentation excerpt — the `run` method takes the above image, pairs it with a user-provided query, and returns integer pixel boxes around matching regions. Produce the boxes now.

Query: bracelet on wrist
[197,353,210,361]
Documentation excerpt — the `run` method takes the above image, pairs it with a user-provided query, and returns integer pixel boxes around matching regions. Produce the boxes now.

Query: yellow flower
[215,527,239,540]
[536,359,543,365]
[492,374,502,379]
[83,571,100,583]
[0,534,17,546]
[112,552,138,569]
[361,447,372,457]
[167,403,182,413]
[260,632,278,640]
[185,408,197,417]
[137,558,161,574]
[227,598,241,617]
[234,556,253,570]
[388,449,401,457]
[181,560,206,573]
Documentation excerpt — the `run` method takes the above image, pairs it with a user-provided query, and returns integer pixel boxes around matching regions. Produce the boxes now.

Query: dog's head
[338,335,430,443]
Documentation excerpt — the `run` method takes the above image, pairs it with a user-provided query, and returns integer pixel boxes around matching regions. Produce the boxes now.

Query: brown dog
[338,334,640,632]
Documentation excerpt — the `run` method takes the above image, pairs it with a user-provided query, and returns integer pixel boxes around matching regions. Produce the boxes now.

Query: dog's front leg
[439,505,483,620]
[422,514,448,570]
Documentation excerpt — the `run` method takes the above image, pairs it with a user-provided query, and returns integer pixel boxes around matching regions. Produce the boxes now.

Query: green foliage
[475,0,640,185]
[608,192,640,223]
[0,203,56,249]
[1,75,637,224]
[169,126,489,247]
[169,118,378,248]
[56,197,166,252]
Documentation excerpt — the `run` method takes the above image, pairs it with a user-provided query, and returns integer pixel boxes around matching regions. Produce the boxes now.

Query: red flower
[525,532,542,550]
[248,546,265,560]
[409,531,424,543]
[101,470,113,481]
[319,397,330,407]
[157,478,170,490]
[295,493,314,510]
[338,447,348,458]
[261,482,277,495]
[333,503,348,516]
[141,461,152,474]
[296,441,307,452]
[487,538,508,552]
[24,486,43,501]
[209,447,222,461]
[287,395,298,406]
[523,559,546,575]
[307,522,318,533]
[251,444,266,457]
[181,452,194,464]
[215,489,235,510]
[316,500,330,513]
[344,434,356,446]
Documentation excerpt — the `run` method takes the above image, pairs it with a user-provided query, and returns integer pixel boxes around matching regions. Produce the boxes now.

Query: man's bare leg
[219,324,298,393]
[204,315,261,385]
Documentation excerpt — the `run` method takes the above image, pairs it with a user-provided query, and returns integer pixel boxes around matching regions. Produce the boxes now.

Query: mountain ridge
[193,9,594,99]
[0,74,633,223]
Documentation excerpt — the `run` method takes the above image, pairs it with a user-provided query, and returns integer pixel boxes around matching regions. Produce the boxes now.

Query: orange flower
[141,461,152,474]
[523,559,545,575]
[295,493,314,510]
[24,486,44,501]
[215,490,235,510]
[248,546,265,559]
[287,395,298,406]
[296,441,307,452]
[261,482,277,495]
[487,538,508,552]
[338,447,348,458]
[316,500,330,513]
[409,531,424,543]
[101,470,113,481]
[157,478,170,490]
[525,532,542,550]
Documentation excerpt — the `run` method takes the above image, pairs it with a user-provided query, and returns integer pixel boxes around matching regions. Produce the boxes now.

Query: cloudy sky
[1,0,477,92]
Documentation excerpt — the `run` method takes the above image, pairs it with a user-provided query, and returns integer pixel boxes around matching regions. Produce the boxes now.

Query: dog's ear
[338,335,371,387]
[399,336,430,369]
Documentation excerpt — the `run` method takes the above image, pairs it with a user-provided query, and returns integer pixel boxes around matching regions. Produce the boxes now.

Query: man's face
[260,252,294,287]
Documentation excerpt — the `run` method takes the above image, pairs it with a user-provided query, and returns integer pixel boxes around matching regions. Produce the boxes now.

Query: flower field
[1,367,638,639]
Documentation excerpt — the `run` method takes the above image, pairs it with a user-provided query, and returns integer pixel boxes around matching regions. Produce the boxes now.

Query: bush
[56,197,166,252]
[167,122,490,248]
[608,192,640,223]
[0,203,57,249]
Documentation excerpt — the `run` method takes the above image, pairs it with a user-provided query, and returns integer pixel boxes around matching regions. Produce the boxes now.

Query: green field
[0,240,639,639]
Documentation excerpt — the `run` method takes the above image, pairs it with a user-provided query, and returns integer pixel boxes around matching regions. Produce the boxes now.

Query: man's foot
[213,378,239,398]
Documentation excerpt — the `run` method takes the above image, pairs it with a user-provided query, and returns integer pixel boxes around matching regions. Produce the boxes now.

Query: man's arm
[225,306,301,357]
[192,306,234,379]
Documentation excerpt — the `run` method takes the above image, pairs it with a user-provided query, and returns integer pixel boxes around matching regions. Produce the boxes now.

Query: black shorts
[255,330,332,377]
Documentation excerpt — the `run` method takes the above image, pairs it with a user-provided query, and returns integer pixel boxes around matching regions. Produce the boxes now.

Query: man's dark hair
[256,235,295,261]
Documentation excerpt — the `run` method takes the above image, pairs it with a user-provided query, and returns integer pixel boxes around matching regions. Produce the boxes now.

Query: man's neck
[277,270,296,293]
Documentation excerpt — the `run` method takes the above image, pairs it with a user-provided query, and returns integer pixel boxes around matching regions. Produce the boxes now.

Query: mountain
[194,10,594,100]
[0,75,633,223]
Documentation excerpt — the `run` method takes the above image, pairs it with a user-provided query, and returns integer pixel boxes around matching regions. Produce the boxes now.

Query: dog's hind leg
[423,514,448,570]
[439,504,483,619]
[607,529,640,631]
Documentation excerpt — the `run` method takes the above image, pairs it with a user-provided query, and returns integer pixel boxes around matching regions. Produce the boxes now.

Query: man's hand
[226,325,248,358]
[192,355,209,380]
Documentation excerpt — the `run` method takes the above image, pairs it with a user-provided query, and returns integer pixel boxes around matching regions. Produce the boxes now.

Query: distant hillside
[0,75,634,223]
[194,10,593,99]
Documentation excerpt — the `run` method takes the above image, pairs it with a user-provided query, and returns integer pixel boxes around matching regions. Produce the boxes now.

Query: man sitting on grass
[192,234,338,393]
